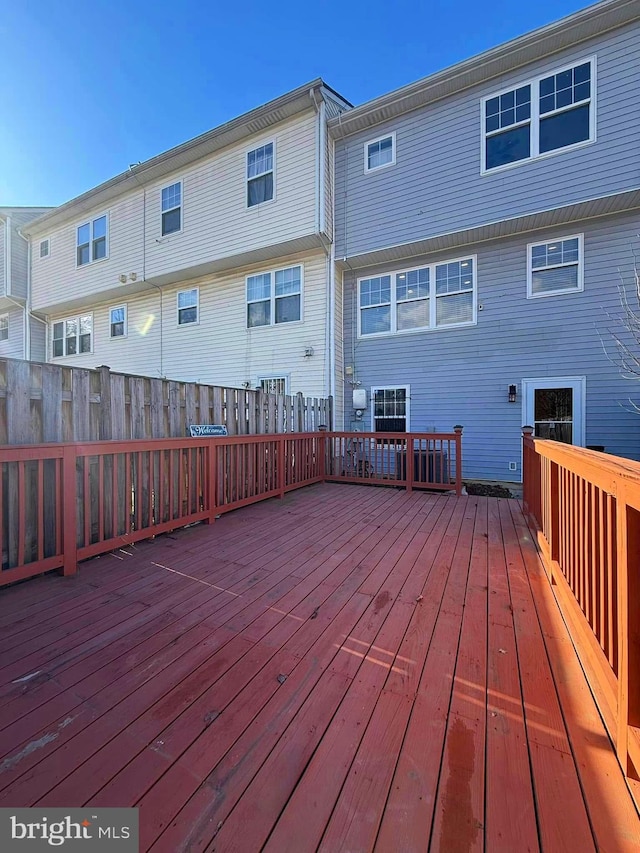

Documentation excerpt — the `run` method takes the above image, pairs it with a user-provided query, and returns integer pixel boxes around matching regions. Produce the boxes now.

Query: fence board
[0,358,332,445]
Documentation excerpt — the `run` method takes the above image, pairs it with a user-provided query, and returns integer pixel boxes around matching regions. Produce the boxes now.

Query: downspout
[3,216,28,360]
[16,228,32,359]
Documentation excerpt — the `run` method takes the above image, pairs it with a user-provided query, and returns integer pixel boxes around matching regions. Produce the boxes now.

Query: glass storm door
[522,378,585,446]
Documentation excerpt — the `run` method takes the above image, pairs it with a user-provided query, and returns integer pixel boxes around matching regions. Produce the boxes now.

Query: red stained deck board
[0,484,637,853]
[485,499,539,853]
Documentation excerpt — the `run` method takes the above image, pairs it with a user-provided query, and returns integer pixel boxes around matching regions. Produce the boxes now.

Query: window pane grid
[77,217,107,265]
[367,136,394,170]
[161,183,181,212]
[246,266,301,326]
[52,315,92,356]
[530,238,581,296]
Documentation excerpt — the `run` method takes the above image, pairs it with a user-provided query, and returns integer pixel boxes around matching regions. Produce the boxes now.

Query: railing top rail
[327,431,461,440]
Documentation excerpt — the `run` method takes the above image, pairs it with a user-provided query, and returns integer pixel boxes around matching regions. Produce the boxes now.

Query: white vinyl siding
[31,112,320,314]
[527,235,584,298]
[358,256,476,337]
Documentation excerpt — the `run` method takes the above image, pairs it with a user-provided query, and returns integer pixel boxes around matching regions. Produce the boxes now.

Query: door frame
[521,376,586,447]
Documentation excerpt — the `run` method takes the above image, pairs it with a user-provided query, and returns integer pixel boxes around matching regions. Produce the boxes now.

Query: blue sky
[1,0,590,207]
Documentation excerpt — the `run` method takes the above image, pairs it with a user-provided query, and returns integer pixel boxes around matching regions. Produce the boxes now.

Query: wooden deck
[0,483,637,851]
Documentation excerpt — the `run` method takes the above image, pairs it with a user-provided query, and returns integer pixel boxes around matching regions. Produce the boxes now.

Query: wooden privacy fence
[0,429,463,588]
[0,358,332,444]
[522,430,640,797]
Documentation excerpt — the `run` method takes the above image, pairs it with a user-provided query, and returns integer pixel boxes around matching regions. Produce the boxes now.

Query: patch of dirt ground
[464,482,514,498]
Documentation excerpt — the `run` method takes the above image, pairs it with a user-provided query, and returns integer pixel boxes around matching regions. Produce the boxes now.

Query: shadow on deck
[0,483,637,851]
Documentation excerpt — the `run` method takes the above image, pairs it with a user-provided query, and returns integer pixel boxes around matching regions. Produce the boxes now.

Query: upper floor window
[0,314,8,342]
[527,235,583,298]
[39,239,50,259]
[358,257,475,337]
[161,182,182,235]
[482,58,594,173]
[77,215,108,266]
[110,305,127,337]
[247,142,274,207]
[365,133,396,173]
[247,265,301,328]
[52,315,92,357]
[177,288,198,325]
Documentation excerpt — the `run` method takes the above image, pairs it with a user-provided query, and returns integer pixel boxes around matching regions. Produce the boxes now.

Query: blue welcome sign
[188,424,228,437]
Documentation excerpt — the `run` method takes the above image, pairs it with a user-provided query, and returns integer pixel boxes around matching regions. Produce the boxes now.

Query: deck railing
[0,429,462,588]
[522,430,640,791]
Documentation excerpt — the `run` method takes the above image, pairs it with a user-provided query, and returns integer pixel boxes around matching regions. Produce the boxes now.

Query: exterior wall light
[508,384,517,403]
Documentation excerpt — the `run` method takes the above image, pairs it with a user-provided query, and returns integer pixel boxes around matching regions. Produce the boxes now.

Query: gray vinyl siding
[343,210,640,481]
[335,21,640,259]
[29,316,46,362]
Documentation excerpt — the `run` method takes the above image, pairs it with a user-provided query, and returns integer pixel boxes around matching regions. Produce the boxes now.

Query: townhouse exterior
[0,208,52,362]
[330,0,640,481]
[22,81,350,419]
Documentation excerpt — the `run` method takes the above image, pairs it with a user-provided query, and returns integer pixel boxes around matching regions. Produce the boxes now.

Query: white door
[522,377,586,446]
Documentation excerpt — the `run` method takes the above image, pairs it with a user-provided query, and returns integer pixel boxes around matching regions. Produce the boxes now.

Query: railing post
[318,427,327,482]
[454,426,463,497]
[206,439,217,524]
[522,426,534,520]
[616,489,640,780]
[278,435,286,499]
[406,436,413,493]
[61,444,78,576]
[548,460,560,584]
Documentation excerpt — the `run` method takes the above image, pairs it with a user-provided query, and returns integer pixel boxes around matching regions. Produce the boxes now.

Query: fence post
[61,444,78,576]
[616,489,640,780]
[453,426,463,497]
[206,440,217,524]
[97,365,113,440]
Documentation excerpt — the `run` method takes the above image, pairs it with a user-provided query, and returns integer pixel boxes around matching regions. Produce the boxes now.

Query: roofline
[328,0,640,137]
[25,79,350,235]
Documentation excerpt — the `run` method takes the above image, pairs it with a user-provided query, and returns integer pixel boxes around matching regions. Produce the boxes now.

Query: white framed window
[0,314,8,342]
[76,214,108,266]
[371,386,410,432]
[39,239,50,259]
[51,315,93,357]
[247,142,274,207]
[247,265,302,328]
[482,57,595,173]
[177,288,198,325]
[364,133,396,173]
[161,182,182,235]
[358,256,476,337]
[109,305,127,338]
[527,235,584,298]
[258,376,289,395]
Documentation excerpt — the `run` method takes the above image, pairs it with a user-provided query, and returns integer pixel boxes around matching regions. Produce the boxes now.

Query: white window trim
[480,56,597,176]
[75,213,109,268]
[256,374,290,395]
[176,287,199,327]
[51,314,94,358]
[370,384,411,433]
[246,139,276,209]
[364,132,396,174]
[246,264,304,329]
[526,234,584,299]
[357,254,477,339]
[160,180,183,237]
[0,314,8,342]
[109,304,128,339]
[39,239,50,259]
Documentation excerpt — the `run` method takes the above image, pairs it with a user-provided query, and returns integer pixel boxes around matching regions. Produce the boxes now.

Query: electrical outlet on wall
[509,462,517,471]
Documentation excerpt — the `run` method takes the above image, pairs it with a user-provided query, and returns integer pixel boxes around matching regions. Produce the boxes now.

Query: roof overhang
[24,81,351,236]
[328,0,639,138]
[337,189,640,272]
